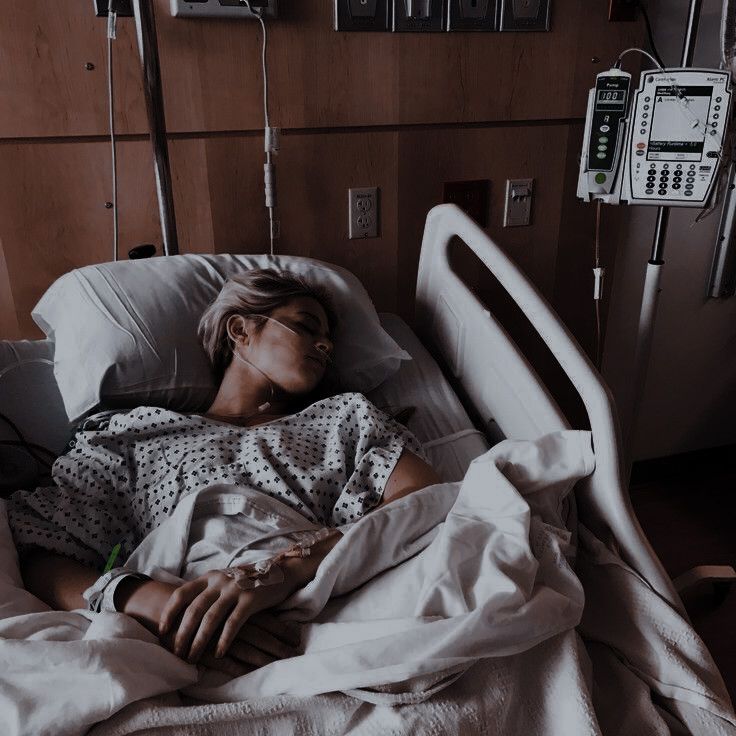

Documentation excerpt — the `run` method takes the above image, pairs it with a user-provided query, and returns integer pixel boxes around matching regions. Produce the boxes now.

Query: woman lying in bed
[7,269,439,671]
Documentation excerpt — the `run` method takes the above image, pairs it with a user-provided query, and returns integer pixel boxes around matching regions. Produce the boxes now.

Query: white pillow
[32,254,411,423]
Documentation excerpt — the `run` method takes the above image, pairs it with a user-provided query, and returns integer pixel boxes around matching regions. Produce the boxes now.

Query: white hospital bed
[0,203,732,734]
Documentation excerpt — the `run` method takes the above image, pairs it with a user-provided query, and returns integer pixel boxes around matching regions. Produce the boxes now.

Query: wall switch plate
[334,0,391,30]
[446,0,497,31]
[503,178,533,226]
[170,0,277,19]
[498,0,550,30]
[393,0,446,31]
[349,187,379,239]
[608,0,637,21]
[94,0,133,17]
[443,180,490,226]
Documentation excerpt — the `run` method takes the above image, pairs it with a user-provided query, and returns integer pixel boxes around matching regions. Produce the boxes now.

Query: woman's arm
[20,550,176,626]
[375,450,442,509]
[20,551,297,670]
[20,550,101,611]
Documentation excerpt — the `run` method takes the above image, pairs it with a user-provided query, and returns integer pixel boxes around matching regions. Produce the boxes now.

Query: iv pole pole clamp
[132,0,179,256]
[624,0,702,479]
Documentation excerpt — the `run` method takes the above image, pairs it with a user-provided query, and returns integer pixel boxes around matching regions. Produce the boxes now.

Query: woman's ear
[226,314,250,346]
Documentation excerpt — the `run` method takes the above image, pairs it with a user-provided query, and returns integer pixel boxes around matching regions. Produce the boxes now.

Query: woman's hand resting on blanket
[118,530,342,665]
[159,567,304,663]
[117,576,304,670]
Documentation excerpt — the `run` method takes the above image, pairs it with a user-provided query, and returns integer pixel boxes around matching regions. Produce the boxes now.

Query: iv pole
[624,0,736,598]
[623,0,702,480]
[131,0,179,256]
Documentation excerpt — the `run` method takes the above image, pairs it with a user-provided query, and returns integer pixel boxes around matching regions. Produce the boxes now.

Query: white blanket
[1,430,734,736]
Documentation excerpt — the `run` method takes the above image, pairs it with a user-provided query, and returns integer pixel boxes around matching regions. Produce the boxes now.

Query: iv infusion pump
[578,68,732,208]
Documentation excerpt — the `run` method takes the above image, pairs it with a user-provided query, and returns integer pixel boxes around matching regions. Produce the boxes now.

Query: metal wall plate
[334,0,391,31]
[393,0,446,31]
[503,178,534,226]
[498,0,550,30]
[446,0,497,31]
[170,0,277,19]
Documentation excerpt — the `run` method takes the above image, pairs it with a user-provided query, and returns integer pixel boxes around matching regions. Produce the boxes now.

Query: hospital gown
[6,392,424,569]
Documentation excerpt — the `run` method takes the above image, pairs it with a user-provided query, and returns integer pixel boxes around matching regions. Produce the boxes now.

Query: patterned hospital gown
[6,392,424,569]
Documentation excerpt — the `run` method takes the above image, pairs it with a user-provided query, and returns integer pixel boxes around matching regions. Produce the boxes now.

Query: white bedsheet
[1,431,734,736]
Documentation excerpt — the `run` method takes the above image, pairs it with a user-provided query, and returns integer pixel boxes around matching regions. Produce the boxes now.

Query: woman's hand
[158,531,342,664]
[117,576,301,669]
[184,611,302,676]
[158,568,298,663]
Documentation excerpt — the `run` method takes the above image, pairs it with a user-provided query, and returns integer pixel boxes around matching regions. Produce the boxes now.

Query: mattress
[0,315,490,484]
[371,313,490,481]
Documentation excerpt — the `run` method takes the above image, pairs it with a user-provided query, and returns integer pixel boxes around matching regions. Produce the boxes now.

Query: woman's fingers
[215,599,253,658]
[228,638,278,669]
[249,611,302,649]
[187,596,238,663]
[198,650,253,678]
[172,588,221,658]
[159,579,206,636]
[236,622,297,660]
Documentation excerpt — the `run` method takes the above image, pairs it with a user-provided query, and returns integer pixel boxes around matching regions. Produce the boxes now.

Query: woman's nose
[316,336,333,357]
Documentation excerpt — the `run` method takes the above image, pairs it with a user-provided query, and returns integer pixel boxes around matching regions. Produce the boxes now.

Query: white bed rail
[415,204,684,614]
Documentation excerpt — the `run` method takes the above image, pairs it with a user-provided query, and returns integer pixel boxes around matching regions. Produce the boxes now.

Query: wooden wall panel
[0,140,161,337]
[396,123,570,316]
[169,131,400,310]
[158,0,642,131]
[0,1,642,138]
[0,237,20,340]
[0,4,146,138]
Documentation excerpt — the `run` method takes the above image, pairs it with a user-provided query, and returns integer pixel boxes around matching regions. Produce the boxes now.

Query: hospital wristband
[82,567,150,613]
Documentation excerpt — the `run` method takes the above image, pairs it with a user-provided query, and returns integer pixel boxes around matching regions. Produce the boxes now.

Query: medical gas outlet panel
[621,69,731,208]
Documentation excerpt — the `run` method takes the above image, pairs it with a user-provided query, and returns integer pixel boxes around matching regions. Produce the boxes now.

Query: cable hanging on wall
[243,0,279,256]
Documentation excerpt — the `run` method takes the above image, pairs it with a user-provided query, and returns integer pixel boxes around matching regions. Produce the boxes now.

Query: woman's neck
[206,360,290,424]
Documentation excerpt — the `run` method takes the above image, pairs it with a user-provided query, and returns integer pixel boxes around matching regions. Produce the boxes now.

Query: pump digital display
[596,89,626,110]
[647,85,712,161]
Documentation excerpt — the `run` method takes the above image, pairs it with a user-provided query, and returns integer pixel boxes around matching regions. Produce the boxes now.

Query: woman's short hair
[198,269,336,377]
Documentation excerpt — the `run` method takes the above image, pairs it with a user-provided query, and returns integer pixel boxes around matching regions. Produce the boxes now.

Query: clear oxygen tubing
[216,316,332,423]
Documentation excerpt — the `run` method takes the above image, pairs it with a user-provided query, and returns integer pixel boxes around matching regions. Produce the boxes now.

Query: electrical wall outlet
[498,0,550,30]
[446,0,497,31]
[334,0,391,31]
[349,187,379,239]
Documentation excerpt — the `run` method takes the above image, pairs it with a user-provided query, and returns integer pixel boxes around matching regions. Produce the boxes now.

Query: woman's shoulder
[313,392,374,410]
[80,405,194,432]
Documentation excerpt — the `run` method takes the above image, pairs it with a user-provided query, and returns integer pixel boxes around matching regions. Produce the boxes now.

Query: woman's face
[241,296,333,396]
